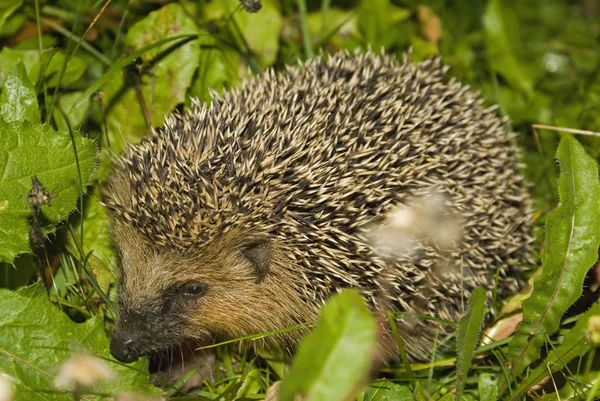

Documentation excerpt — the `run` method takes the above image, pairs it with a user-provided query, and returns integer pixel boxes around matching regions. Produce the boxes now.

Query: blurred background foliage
[0,0,599,399]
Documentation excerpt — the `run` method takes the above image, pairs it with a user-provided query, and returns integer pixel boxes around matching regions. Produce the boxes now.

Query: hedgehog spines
[107,49,533,360]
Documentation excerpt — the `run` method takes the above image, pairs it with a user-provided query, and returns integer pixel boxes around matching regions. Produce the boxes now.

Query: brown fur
[112,205,319,355]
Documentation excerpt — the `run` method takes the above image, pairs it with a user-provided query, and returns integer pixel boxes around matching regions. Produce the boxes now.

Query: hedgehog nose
[110,334,140,363]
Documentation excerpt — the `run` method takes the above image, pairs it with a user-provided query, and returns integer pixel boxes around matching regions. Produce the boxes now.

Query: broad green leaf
[510,301,600,399]
[207,0,282,68]
[357,0,411,50]
[52,92,90,132]
[410,36,439,60]
[0,48,87,88]
[39,49,87,88]
[279,289,377,401]
[0,12,25,38]
[0,62,39,123]
[306,8,358,46]
[0,48,39,87]
[233,0,282,68]
[478,373,498,401]
[188,34,239,103]
[0,0,22,33]
[364,381,413,401]
[102,3,201,153]
[0,283,162,400]
[507,135,600,376]
[483,0,534,96]
[71,34,196,112]
[0,120,97,263]
[455,287,487,401]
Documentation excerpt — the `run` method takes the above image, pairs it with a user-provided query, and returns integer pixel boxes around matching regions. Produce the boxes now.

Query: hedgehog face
[110,223,308,363]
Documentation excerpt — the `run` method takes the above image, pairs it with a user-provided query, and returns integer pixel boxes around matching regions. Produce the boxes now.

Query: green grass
[1,0,600,400]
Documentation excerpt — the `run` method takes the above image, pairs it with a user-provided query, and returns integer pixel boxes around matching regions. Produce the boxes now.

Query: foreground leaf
[507,135,600,377]
[510,300,600,399]
[0,120,97,263]
[279,289,377,401]
[455,287,487,400]
[0,283,161,400]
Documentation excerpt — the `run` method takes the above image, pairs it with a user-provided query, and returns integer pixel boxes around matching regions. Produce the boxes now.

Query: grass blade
[455,287,487,400]
[296,0,313,58]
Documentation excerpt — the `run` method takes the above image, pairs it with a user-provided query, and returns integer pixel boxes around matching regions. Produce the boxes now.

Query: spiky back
[107,51,532,328]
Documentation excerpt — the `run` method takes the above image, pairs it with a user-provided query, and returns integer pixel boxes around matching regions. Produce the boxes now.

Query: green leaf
[212,0,283,68]
[510,301,600,399]
[0,48,87,88]
[482,0,534,96]
[102,3,201,153]
[455,287,487,401]
[71,34,196,113]
[478,373,498,401]
[52,92,90,132]
[237,0,283,68]
[38,50,87,88]
[0,48,38,87]
[507,135,600,376]
[0,62,39,123]
[188,34,239,103]
[357,0,411,50]
[364,381,413,401]
[305,8,359,50]
[0,0,22,33]
[0,283,162,400]
[279,289,377,401]
[0,120,97,263]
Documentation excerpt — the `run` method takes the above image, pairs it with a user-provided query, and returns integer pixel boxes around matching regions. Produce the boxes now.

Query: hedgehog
[105,50,534,364]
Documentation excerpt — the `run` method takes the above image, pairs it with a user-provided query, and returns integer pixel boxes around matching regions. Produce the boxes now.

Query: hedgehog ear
[240,237,271,283]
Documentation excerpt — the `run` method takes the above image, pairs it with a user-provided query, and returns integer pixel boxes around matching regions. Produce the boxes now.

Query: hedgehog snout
[110,309,155,363]
[110,331,140,363]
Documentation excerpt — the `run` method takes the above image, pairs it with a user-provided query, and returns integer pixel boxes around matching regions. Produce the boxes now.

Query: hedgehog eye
[180,283,208,298]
